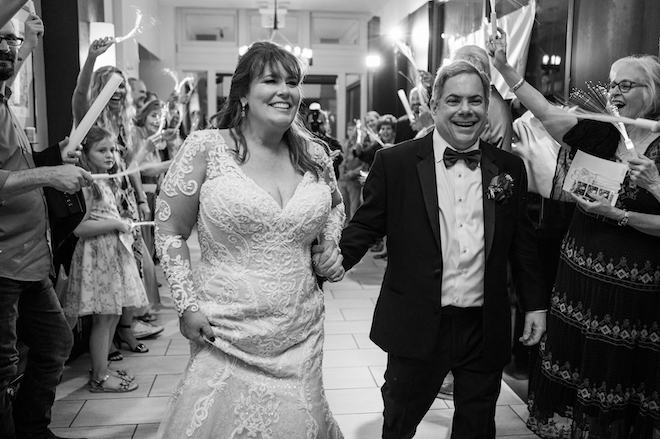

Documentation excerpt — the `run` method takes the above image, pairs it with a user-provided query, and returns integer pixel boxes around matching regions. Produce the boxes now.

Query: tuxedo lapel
[416,138,441,249]
[480,142,498,262]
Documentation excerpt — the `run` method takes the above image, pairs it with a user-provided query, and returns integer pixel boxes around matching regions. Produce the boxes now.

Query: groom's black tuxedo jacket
[340,132,545,369]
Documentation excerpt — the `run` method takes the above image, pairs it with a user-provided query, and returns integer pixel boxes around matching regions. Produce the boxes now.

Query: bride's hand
[179,309,215,343]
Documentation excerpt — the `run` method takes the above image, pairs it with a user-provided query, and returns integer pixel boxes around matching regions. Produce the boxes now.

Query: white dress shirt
[433,129,485,307]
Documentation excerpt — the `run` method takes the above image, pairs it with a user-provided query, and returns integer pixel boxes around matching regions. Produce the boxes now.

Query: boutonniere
[486,173,514,203]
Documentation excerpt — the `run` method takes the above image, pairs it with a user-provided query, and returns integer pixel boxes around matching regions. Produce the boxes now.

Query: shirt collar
[0,86,12,103]
[432,129,480,164]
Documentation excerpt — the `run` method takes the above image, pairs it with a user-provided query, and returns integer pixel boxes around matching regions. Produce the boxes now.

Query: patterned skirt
[526,211,660,438]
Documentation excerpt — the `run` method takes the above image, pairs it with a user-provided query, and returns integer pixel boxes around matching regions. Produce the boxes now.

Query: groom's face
[431,73,487,151]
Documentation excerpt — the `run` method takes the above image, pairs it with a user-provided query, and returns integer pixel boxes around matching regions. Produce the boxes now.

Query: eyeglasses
[608,80,646,93]
[0,36,24,47]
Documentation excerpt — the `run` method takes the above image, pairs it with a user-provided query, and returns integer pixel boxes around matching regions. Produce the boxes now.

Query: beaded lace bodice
[155,129,345,318]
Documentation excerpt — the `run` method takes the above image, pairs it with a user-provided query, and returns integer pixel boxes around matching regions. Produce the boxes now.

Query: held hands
[89,37,114,58]
[627,150,660,193]
[179,309,215,344]
[520,311,546,346]
[311,243,345,282]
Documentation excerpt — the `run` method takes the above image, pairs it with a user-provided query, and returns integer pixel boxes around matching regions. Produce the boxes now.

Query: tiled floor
[51,230,535,438]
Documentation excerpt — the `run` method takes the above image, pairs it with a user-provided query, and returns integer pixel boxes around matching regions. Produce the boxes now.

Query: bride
[155,41,346,438]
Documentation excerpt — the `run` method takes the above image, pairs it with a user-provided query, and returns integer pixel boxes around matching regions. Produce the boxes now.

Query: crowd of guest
[0,4,212,437]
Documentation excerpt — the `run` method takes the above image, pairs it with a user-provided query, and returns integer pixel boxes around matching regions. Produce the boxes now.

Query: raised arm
[0,0,28,28]
[487,29,578,143]
[71,37,114,124]
[6,13,42,87]
[155,131,214,343]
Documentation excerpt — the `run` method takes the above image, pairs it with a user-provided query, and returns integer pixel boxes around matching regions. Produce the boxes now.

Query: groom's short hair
[431,60,491,109]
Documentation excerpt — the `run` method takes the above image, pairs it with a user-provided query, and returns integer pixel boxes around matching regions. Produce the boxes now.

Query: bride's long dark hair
[210,41,323,178]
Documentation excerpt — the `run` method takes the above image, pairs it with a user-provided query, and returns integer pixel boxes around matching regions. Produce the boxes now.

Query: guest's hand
[311,244,345,282]
[23,13,44,50]
[520,311,546,346]
[114,218,131,234]
[58,137,82,164]
[45,165,92,194]
[570,192,615,218]
[137,199,151,221]
[179,308,215,344]
[628,150,660,193]
[486,27,508,67]
[89,37,114,58]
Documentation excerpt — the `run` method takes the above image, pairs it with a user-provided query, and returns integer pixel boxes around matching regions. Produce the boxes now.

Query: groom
[315,60,546,438]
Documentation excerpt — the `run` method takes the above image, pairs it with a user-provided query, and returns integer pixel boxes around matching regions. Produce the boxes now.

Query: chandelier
[238,0,313,65]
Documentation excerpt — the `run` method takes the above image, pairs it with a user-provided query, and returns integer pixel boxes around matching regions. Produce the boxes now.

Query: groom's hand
[520,311,546,346]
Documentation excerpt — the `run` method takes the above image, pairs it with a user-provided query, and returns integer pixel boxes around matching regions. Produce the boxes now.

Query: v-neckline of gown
[226,157,309,212]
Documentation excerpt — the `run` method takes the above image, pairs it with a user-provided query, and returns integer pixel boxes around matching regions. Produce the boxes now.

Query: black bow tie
[443,148,482,170]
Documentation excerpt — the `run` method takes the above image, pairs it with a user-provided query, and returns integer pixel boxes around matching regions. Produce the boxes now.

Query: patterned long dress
[527,120,660,438]
[154,130,345,438]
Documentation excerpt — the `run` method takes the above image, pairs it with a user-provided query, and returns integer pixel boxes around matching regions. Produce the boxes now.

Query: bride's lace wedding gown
[155,130,345,439]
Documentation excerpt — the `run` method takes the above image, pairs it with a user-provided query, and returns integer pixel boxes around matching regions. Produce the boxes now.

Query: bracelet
[617,209,629,226]
[510,77,525,93]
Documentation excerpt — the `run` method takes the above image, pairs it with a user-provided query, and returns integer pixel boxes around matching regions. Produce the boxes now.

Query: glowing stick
[155,106,169,136]
[490,1,498,37]
[355,119,363,144]
[115,9,143,43]
[397,89,415,123]
[490,12,498,37]
[365,126,385,147]
[131,221,155,228]
[91,163,141,180]
[65,73,123,157]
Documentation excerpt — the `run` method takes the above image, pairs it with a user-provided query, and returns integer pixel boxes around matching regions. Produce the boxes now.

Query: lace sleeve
[155,131,211,316]
[312,143,346,247]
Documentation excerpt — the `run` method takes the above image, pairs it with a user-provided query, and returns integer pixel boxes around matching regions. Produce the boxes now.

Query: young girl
[64,126,149,392]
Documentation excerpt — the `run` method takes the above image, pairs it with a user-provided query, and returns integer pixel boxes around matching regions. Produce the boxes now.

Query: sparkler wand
[115,9,143,43]
[569,82,636,150]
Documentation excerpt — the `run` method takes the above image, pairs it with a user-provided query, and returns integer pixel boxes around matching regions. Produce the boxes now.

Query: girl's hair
[80,126,118,199]
[90,66,135,154]
[610,55,660,120]
[209,41,323,178]
[135,96,163,128]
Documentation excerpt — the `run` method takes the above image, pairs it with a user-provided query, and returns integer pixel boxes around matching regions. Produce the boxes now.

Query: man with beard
[128,77,147,111]
[0,15,92,439]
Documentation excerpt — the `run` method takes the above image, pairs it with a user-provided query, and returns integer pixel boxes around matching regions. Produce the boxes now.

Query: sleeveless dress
[155,130,345,439]
[527,120,660,438]
[64,180,149,317]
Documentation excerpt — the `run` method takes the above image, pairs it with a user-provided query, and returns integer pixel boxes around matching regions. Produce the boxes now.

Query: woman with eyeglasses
[488,32,660,438]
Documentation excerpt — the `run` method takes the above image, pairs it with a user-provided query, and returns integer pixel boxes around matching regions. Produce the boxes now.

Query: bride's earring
[241,103,246,119]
